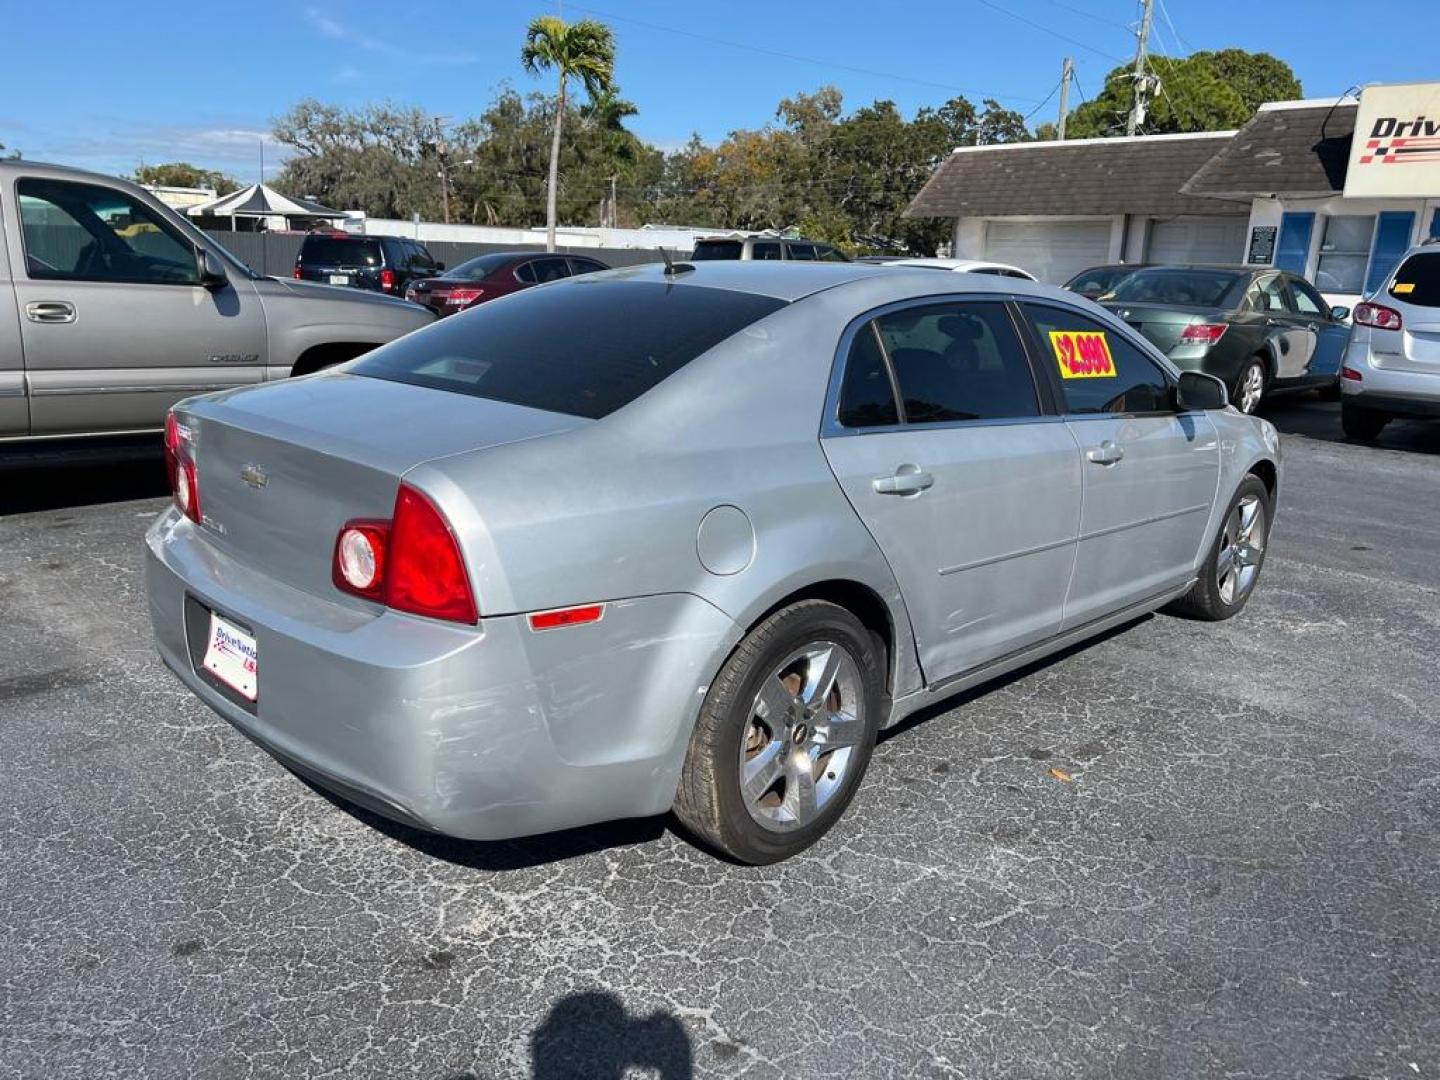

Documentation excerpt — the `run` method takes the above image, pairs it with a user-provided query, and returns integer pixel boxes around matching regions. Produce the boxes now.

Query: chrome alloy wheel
[1238,363,1265,414]
[739,642,865,832]
[1216,494,1266,605]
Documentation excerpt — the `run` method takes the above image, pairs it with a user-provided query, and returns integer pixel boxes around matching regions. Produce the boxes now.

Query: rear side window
[692,241,742,260]
[1389,253,1440,307]
[752,241,782,261]
[837,325,899,428]
[787,242,818,261]
[1019,303,1171,415]
[302,236,381,267]
[875,303,1039,423]
[350,280,786,420]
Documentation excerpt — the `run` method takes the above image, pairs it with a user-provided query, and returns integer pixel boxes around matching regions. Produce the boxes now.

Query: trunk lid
[1101,301,1229,354]
[180,372,586,603]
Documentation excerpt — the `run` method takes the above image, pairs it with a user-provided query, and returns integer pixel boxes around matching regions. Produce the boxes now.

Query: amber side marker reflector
[528,604,605,632]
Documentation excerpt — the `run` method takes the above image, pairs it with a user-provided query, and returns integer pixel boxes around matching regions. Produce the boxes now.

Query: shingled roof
[906,131,1244,219]
[1182,100,1356,199]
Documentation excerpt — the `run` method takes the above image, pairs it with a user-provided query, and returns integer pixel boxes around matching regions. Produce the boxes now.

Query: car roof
[595,259,1068,304]
[888,257,1029,273]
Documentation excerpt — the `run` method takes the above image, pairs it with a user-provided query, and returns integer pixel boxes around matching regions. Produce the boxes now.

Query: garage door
[1147,216,1247,265]
[983,219,1112,284]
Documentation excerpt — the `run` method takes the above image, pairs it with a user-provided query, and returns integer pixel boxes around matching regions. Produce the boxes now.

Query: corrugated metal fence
[201,230,671,278]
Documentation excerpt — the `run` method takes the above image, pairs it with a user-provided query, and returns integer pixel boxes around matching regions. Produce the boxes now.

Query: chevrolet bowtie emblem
[240,464,269,489]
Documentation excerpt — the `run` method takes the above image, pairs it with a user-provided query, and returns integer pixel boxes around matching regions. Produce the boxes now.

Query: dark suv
[294,232,442,297]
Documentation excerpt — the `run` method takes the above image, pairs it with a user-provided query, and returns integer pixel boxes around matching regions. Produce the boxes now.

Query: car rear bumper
[1342,344,1440,417]
[145,509,742,840]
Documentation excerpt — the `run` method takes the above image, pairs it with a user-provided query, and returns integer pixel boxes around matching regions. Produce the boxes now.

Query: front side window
[786,242,818,261]
[1315,215,1375,293]
[18,177,200,285]
[752,241,782,261]
[1020,303,1171,415]
[873,302,1039,424]
[350,279,786,420]
[816,245,848,263]
[1287,277,1327,316]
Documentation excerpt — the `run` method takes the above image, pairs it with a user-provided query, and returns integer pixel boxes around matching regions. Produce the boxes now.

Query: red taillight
[1354,301,1403,331]
[444,287,484,307]
[380,268,396,293]
[1341,366,1364,382]
[293,265,302,280]
[1179,323,1228,346]
[333,485,477,623]
[164,411,201,523]
[528,604,605,632]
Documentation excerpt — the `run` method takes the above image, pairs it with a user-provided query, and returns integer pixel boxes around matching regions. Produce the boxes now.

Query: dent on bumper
[146,511,742,840]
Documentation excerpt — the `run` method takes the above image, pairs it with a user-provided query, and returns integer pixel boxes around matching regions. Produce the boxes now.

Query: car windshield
[349,279,787,419]
[1104,268,1243,307]
[442,253,519,280]
[1068,267,1131,294]
[302,237,381,267]
[691,241,743,260]
[1388,252,1440,307]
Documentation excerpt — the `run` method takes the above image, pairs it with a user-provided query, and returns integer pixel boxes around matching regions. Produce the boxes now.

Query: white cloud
[303,6,478,66]
[22,123,294,181]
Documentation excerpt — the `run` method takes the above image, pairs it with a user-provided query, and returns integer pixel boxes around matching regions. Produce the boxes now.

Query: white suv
[1340,239,1440,440]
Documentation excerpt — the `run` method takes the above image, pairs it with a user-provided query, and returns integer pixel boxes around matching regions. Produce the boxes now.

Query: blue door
[1364,211,1416,296]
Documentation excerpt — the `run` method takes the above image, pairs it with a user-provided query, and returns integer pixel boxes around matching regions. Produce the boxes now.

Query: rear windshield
[691,241,743,260]
[301,236,381,267]
[1388,252,1440,307]
[443,252,519,279]
[349,279,787,419]
[1067,267,1132,294]
[1105,268,1243,307]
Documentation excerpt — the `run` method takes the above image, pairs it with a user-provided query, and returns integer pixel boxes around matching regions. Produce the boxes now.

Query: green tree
[520,15,616,250]
[1064,49,1301,138]
[132,162,240,195]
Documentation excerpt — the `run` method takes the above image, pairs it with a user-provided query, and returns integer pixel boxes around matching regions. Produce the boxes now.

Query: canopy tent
[187,183,346,231]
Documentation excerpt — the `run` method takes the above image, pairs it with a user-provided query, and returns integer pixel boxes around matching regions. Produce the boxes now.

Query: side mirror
[1175,370,1228,412]
[1329,305,1351,322]
[198,248,228,290]
[433,261,445,271]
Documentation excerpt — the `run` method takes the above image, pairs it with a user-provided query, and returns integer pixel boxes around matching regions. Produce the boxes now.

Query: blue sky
[4,0,1437,180]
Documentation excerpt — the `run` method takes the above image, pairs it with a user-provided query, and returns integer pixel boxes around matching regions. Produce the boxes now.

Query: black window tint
[444,253,518,279]
[1020,303,1171,415]
[692,240,742,260]
[350,280,786,420]
[532,257,571,283]
[875,303,1039,423]
[816,245,848,263]
[302,236,381,267]
[567,258,608,275]
[514,260,538,283]
[17,177,200,285]
[752,241,782,261]
[787,242,818,261]
[838,324,899,428]
[1389,252,1440,307]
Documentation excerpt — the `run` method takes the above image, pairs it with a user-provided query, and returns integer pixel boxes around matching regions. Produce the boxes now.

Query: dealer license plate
[328,273,350,285]
[202,612,258,701]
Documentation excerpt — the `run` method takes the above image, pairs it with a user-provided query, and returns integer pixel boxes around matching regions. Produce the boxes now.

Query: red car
[404,251,610,317]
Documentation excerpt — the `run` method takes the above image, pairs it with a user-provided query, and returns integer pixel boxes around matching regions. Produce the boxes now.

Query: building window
[1314,215,1375,294]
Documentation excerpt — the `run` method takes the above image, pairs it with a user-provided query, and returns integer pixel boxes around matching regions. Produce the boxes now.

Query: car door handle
[1086,440,1125,465]
[873,467,934,496]
[26,301,76,324]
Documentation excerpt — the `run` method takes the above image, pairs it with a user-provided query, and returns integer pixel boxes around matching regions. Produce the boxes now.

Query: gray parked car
[0,161,433,441]
[146,262,1280,863]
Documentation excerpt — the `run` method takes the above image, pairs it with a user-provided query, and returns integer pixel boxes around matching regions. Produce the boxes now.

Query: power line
[969,0,1128,64]
[1156,0,1191,53]
[1037,0,1133,32]
[1024,73,1066,122]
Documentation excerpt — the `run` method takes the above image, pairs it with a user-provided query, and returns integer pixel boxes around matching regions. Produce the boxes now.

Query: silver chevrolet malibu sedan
[146,261,1280,863]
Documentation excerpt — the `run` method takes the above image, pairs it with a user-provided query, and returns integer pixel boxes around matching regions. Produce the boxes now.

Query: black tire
[1167,475,1272,622]
[1232,357,1267,415]
[1317,381,1342,402]
[1341,403,1389,441]
[672,600,883,864]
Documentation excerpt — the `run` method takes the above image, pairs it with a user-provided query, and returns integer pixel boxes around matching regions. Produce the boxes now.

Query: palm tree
[520,15,616,252]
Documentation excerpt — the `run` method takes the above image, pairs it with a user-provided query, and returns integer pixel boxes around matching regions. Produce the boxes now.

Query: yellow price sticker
[1050,330,1116,379]
[1393,282,1416,294]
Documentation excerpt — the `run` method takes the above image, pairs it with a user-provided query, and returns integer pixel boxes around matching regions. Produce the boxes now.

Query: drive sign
[1345,82,1440,198]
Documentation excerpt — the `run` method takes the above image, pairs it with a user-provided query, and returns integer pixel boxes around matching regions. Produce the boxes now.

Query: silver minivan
[1340,239,1440,439]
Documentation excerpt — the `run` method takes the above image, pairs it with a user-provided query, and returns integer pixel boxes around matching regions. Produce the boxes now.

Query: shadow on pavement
[1261,395,1440,456]
[0,436,168,514]
[528,991,694,1079]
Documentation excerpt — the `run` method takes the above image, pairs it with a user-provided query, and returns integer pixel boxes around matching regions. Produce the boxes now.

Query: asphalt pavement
[1,398,1437,1079]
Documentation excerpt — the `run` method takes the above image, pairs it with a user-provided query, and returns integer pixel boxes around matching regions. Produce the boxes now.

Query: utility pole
[1125,0,1155,136]
[432,115,452,224]
[1057,57,1073,141]
[607,175,617,228]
